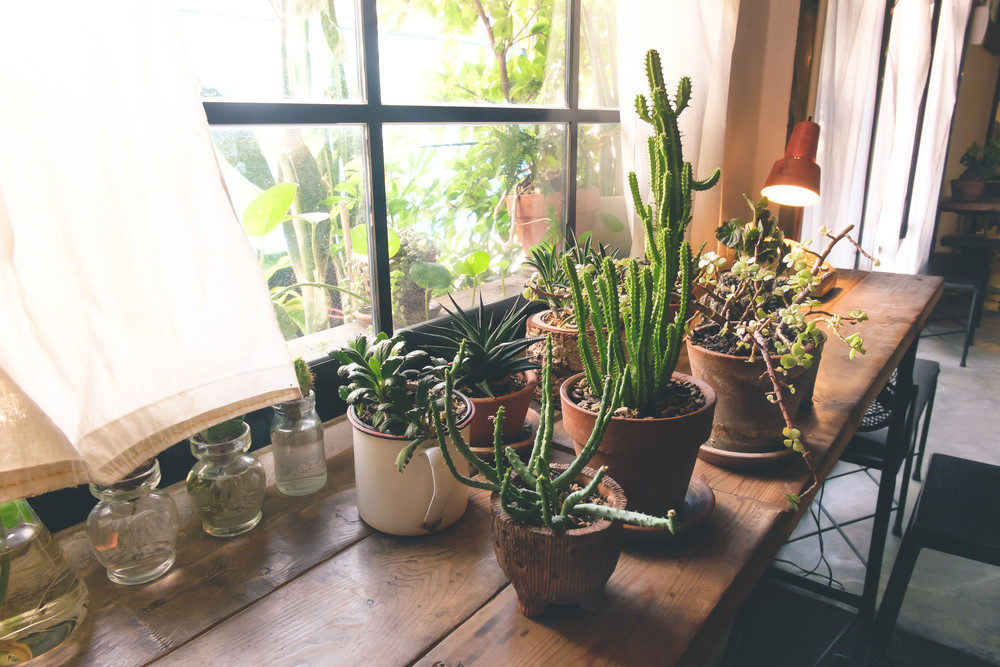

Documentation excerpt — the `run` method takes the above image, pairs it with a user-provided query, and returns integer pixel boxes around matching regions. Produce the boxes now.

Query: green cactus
[432,336,677,533]
[293,357,313,395]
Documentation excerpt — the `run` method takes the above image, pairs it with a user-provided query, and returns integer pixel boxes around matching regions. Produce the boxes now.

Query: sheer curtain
[0,1,299,501]
[800,0,888,268]
[617,0,741,252]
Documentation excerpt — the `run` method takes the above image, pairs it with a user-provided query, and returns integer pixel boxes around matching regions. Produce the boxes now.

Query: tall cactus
[563,52,717,418]
[432,337,677,533]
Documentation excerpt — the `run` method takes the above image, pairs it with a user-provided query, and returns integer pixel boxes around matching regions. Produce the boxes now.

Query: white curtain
[617,0,741,253]
[875,0,973,272]
[801,0,889,268]
[0,1,299,501]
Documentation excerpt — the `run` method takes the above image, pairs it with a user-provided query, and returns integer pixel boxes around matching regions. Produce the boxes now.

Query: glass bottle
[186,422,266,537]
[0,500,88,663]
[270,391,327,496]
[86,459,178,585]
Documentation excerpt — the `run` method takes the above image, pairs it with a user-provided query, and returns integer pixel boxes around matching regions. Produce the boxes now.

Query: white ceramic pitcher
[348,395,474,536]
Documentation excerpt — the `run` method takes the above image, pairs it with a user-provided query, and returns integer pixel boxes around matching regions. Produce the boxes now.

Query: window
[180,0,622,360]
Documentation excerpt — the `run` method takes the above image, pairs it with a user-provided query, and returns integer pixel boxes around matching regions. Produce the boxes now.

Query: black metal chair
[920,252,990,367]
[865,454,1000,664]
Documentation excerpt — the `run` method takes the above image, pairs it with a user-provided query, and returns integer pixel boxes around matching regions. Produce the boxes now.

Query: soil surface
[507,473,611,528]
[541,310,576,329]
[688,323,752,356]
[355,392,468,436]
[461,372,529,399]
[570,377,706,418]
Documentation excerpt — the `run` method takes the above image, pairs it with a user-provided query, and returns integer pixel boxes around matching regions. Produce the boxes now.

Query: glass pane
[579,0,618,109]
[376,1,566,106]
[382,123,567,328]
[177,0,363,102]
[577,123,631,254]
[211,125,373,358]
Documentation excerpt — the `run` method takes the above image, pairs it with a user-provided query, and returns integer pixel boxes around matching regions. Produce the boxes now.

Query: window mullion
[564,0,582,237]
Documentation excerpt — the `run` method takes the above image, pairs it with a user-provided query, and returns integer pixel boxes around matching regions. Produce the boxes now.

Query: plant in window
[688,205,876,508]
[559,52,719,519]
[432,337,676,617]
[331,333,474,535]
[409,297,542,450]
[952,138,1000,201]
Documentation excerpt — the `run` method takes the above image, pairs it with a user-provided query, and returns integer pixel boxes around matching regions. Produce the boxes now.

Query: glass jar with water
[0,500,87,663]
[270,391,327,496]
[187,421,266,537]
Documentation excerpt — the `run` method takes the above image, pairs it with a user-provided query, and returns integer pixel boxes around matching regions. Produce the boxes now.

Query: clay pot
[686,333,809,453]
[951,179,985,201]
[506,191,563,254]
[559,372,716,514]
[525,310,594,401]
[491,464,625,617]
[468,371,538,446]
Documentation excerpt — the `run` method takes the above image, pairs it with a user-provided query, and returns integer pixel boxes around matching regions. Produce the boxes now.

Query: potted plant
[432,338,676,617]
[410,297,542,450]
[952,139,1000,201]
[331,333,474,535]
[560,53,720,516]
[689,214,875,505]
[522,232,618,399]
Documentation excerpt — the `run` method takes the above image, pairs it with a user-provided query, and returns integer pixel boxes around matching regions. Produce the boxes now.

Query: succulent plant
[411,296,543,398]
[715,196,788,268]
[330,333,442,471]
[198,417,245,444]
[293,357,314,395]
[522,231,619,324]
[432,336,677,533]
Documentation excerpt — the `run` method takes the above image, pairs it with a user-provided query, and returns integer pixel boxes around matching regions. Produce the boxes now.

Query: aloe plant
[411,296,542,398]
[432,337,677,533]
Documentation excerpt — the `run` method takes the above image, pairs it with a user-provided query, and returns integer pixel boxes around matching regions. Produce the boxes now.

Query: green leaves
[409,262,452,291]
[241,183,298,237]
[350,225,401,259]
[456,250,490,277]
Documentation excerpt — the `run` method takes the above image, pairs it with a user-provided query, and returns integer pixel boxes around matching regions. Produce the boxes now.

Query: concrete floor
[769,299,1000,664]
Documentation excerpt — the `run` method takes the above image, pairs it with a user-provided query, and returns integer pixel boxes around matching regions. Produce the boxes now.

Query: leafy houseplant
[331,333,474,535]
[560,52,719,515]
[411,298,542,448]
[952,139,1000,201]
[689,208,875,507]
[432,337,676,617]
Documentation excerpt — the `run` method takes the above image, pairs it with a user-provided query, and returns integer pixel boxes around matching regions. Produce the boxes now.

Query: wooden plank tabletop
[48,270,942,667]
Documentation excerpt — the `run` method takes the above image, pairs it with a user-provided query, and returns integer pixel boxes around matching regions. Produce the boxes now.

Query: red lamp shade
[761,120,821,207]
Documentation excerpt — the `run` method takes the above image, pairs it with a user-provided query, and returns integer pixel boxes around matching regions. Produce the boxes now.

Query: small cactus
[293,357,313,395]
[432,336,677,534]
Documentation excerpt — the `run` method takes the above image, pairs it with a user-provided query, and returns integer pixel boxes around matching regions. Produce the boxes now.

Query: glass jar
[0,499,88,663]
[86,459,178,585]
[186,422,266,537]
[270,391,327,496]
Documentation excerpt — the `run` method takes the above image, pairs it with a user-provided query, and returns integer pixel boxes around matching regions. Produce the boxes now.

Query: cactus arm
[500,472,542,523]
[564,260,602,395]
[634,94,652,123]
[552,374,624,490]
[536,476,555,530]
[492,405,507,481]
[441,357,499,485]
[693,167,722,191]
[528,336,555,476]
[572,505,678,533]
[675,76,691,112]
[431,409,496,492]
[506,446,537,488]
[560,466,607,517]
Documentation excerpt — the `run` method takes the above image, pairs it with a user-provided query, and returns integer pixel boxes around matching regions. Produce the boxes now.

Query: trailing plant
[331,333,443,471]
[411,297,543,398]
[522,231,618,325]
[696,211,878,509]
[958,139,1000,181]
[562,55,720,418]
[432,337,678,533]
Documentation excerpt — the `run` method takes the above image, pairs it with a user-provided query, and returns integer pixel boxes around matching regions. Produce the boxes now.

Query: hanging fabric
[0,1,299,501]
[801,0,889,268]
[617,0,741,253]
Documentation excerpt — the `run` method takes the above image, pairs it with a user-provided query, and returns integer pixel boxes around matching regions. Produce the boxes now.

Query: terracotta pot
[491,464,625,617]
[506,192,563,254]
[348,393,474,536]
[468,371,537,446]
[559,372,716,514]
[951,179,985,201]
[686,333,808,453]
[525,310,593,402]
[795,331,827,411]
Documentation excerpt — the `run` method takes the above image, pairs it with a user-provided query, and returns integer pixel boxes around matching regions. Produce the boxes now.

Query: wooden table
[49,270,942,666]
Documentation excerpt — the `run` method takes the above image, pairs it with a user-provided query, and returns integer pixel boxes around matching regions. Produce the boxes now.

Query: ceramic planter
[491,464,626,617]
[686,334,809,453]
[468,371,538,446]
[559,372,716,514]
[505,191,562,254]
[348,394,474,536]
[951,179,985,201]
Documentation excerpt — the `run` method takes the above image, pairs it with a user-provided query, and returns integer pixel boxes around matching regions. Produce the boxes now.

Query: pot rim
[467,370,538,405]
[528,309,579,334]
[686,324,825,363]
[347,391,474,441]
[559,371,717,424]
[490,463,626,537]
